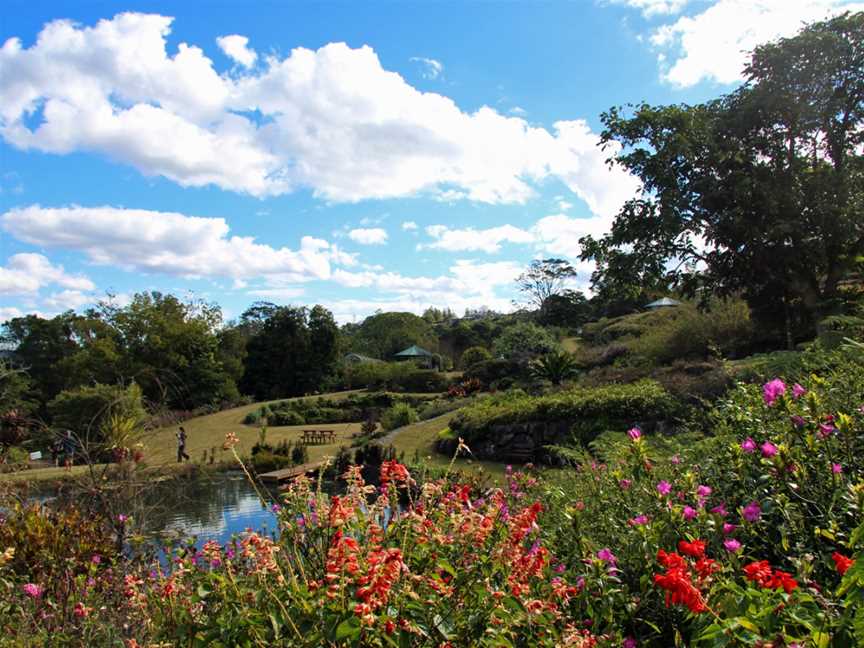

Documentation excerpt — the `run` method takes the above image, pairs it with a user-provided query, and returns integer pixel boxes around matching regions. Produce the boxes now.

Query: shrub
[268,409,305,426]
[450,380,677,446]
[491,321,559,362]
[291,443,309,465]
[464,358,526,388]
[380,402,419,431]
[530,351,579,385]
[460,345,492,369]
[629,299,753,365]
[250,451,293,473]
[338,362,450,392]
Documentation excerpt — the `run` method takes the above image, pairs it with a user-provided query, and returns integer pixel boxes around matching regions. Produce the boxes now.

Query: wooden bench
[300,429,336,445]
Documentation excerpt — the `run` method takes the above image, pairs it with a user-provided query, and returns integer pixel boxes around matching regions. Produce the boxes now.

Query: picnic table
[300,429,336,445]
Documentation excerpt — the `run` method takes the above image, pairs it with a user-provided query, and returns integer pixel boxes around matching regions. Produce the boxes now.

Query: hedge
[449,379,677,443]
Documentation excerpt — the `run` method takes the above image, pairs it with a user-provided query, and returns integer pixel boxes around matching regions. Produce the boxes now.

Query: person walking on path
[176,426,190,463]
[63,430,75,471]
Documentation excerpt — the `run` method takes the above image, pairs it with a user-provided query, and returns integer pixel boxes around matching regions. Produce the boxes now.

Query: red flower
[695,557,720,580]
[380,461,410,485]
[743,560,797,592]
[657,549,687,570]
[832,552,855,576]
[743,560,773,588]
[654,568,708,613]
[678,539,706,559]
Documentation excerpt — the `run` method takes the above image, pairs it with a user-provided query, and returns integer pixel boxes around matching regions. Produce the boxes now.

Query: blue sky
[1,0,858,323]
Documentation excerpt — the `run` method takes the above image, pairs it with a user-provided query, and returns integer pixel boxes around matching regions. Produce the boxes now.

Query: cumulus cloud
[401,221,418,231]
[420,224,534,253]
[0,252,94,295]
[216,34,257,67]
[0,13,636,213]
[42,289,94,311]
[648,0,861,87]
[0,306,24,322]
[1,205,350,281]
[410,56,443,79]
[348,227,388,245]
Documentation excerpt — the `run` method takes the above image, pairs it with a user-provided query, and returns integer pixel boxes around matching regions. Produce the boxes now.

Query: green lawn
[145,391,365,466]
[388,412,508,480]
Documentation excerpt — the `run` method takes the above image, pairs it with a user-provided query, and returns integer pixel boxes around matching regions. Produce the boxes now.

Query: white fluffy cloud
[348,228,388,245]
[0,306,24,322]
[0,13,636,213]
[401,221,418,231]
[418,213,610,260]
[0,252,94,295]
[420,224,534,253]
[649,0,861,87]
[216,34,257,67]
[1,205,348,281]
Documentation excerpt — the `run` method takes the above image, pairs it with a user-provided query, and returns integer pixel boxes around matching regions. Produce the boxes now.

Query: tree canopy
[581,12,864,345]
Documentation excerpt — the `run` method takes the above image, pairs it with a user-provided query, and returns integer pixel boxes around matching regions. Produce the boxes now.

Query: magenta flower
[91,554,101,564]
[743,501,762,523]
[696,485,712,498]
[760,441,778,458]
[818,423,836,439]
[763,379,786,406]
[791,383,806,399]
[740,437,757,453]
[723,538,742,553]
[723,522,738,535]
[710,504,728,517]
[22,583,42,598]
[629,514,649,526]
[117,514,128,523]
[627,427,642,441]
[682,506,698,521]
[619,478,632,490]
[670,454,681,465]
[790,415,807,428]
[832,463,843,474]
[623,639,637,648]
[656,480,672,496]
[597,548,617,564]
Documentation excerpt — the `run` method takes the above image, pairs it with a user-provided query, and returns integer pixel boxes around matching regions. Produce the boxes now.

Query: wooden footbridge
[258,460,325,484]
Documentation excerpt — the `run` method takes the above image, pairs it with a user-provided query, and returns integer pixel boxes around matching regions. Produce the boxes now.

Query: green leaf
[335,617,361,641]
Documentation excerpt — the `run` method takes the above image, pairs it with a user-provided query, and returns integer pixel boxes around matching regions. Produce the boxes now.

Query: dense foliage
[450,380,676,446]
[2,354,863,645]
[581,12,864,344]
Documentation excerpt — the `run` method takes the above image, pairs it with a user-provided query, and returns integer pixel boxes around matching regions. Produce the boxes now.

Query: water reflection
[143,472,280,545]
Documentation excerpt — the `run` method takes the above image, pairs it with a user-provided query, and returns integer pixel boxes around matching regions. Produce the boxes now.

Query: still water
[149,472,281,545]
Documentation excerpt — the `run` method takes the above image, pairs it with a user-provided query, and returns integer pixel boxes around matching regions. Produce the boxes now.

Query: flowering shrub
[1,363,862,645]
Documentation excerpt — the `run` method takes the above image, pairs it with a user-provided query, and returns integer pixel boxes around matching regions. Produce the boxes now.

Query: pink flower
[623,639,637,648]
[763,379,786,406]
[710,504,728,517]
[832,463,843,474]
[117,514,128,523]
[818,423,836,439]
[696,485,712,498]
[656,480,672,496]
[743,501,761,523]
[792,383,806,399]
[760,441,778,458]
[619,479,632,490]
[22,583,42,598]
[597,548,617,564]
[790,415,807,428]
[682,506,698,521]
[627,427,642,441]
[740,437,757,453]
[723,522,738,535]
[629,514,649,526]
[670,454,681,465]
[723,538,742,553]
[91,554,101,564]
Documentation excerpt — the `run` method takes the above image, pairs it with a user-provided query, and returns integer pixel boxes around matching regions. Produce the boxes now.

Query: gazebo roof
[645,297,682,308]
[394,345,434,358]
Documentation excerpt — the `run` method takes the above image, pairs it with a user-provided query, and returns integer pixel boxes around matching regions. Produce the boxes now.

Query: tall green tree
[516,258,579,312]
[581,12,864,346]
[240,305,340,400]
[352,312,437,359]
